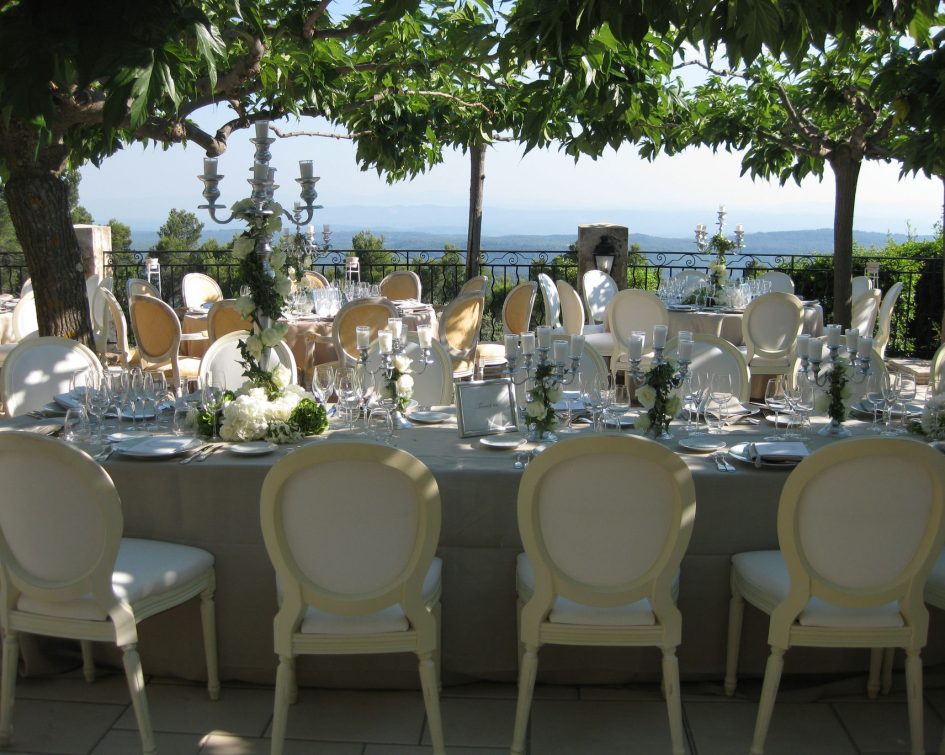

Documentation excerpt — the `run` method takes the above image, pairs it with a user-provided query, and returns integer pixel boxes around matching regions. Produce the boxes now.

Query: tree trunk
[829,148,861,329]
[4,170,92,345]
[465,144,485,280]
[940,177,944,343]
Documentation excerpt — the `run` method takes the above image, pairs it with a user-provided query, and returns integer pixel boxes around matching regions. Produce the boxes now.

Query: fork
[714,451,734,472]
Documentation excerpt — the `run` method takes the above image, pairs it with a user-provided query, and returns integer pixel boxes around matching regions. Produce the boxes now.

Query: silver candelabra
[624,328,692,386]
[695,205,745,253]
[504,327,584,387]
[796,326,873,388]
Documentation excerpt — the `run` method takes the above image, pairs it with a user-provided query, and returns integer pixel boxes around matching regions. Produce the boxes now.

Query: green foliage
[288,398,328,437]
[71,205,94,224]
[107,219,133,252]
[350,230,398,283]
[154,208,203,251]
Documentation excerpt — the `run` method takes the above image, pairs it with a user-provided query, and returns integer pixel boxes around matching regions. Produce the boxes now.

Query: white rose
[635,413,652,431]
[270,249,287,269]
[393,354,412,373]
[234,295,255,318]
[525,400,545,419]
[271,364,292,389]
[396,374,414,396]
[275,275,292,297]
[232,236,255,260]
[637,385,657,410]
[245,335,263,360]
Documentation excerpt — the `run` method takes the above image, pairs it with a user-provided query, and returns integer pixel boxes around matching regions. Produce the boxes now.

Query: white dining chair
[852,275,873,301]
[89,275,114,359]
[125,277,159,301]
[510,435,695,755]
[317,296,399,369]
[739,292,803,377]
[198,331,297,390]
[98,288,137,369]
[261,442,445,755]
[665,333,751,402]
[206,299,253,342]
[873,281,903,359]
[724,437,945,755]
[181,272,224,310]
[460,274,488,297]
[365,333,453,407]
[128,294,202,393]
[18,278,31,298]
[536,272,561,329]
[300,270,330,289]
[0,434,220,755]
[0,291,39,368]
[0,336,103,417]
[379,269,422,301]
[759,270,795,294]
[607,288,669,384]
[852,288,882,337]
[556,279,602,335]
[438,292,484,379]
[582,269,618,325]
[475,281,536,373]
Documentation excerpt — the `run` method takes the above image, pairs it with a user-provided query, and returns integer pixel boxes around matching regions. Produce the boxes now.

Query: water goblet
[367,405,395,445]
[311,365,336,406]
[335,368,361,430]
[62,406,92,447]
[764,376,789,441]
[864,371,887,432]
[86,373,112,441]
[880,372,902,437]
[895,373,917,434]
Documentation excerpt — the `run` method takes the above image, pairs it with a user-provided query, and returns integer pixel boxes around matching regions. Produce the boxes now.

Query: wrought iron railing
[1,248,940,358]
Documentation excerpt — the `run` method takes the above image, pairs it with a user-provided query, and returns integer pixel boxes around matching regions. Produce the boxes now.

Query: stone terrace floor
[2,668,945,754]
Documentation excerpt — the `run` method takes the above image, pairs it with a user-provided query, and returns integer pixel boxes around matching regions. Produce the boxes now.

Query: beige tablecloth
[667,303,824,345]
[0,311,13,345]
[51,411,939,690]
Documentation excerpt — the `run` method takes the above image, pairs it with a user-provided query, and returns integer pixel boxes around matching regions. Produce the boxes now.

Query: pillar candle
[677,339,693,362]
[356,326,371,350]
[677,330,692,343]
[505,334,519,359]
[299,160,314,179]
[569,334,585,359]
[536,325,553,350]
[628,334,644,361]
[387,318,404,341]
[826,324,841,348]
[553,340,568,365]
[653,324,668,349]
[521,332,536,355]
[809,338,825,363]
[378,329,393,354]
[417,325,433,348]
[203,158,218,178]
[796,334,810,359]
[255,121,270,140]
[845,328,859,354]
[858,336,874,357]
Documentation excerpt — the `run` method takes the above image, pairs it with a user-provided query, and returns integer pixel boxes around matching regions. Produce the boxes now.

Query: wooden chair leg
[511,644,539,755]
[904,648,925,755]
[418,650,445,755]
[724,576,745,696]
[0,630,19,746]
[121,643,156,755]
[271,655,293,755]
[750,646,785,755]
[80,640,95,683]
[661,646,686,755]
[199,586,220,701]
[867,648,883,699]
[287,657,298,705]
[882,647,895,695]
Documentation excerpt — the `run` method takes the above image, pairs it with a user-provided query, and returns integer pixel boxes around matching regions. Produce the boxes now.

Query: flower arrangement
[813,360,852,424]
[707,233,736,293]
[913,393,945,440]
[634,361,683,438]
[385,353,415,412]
[523,363,562,438]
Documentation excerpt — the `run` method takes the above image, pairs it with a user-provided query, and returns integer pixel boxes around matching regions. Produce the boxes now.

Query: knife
[180,442,213,464]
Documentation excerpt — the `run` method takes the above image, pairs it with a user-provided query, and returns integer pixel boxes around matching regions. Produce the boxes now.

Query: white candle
[387,318,404,341]
[253,162,268,181]
[505,334,519,359]
[417,325,433,348]
[536,325,553,350]
[299,160,314,179]
[306,224,315,238]
[323,224,330,233]
[255,120,270,140]
[653,324,668,349]
[735,224,743,232]
[796,334,810,359]
[356,325,371,350]
[677,330,692,343]
[677,339,693,362]
[826,324,841,348]
[809,338,825,363]
[203,158,218,178]
[521,332,536,355]
[553,339,568,365]
[845,328,859,354]
[378,329,393,354]
[628,334,644,361]
[719,204,725,213]
[569,334,585,359]
[858,336,874,358]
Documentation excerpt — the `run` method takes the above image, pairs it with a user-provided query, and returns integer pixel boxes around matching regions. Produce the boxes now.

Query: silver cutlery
[193,443,223,462]
[714,451,735,472]
[180,443,213,464]
[94,446,113,462]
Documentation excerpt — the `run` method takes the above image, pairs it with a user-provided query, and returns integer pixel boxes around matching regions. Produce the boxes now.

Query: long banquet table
[52,409,943,690]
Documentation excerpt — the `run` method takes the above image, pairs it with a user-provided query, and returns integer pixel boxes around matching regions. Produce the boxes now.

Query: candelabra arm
[200,206,237,224]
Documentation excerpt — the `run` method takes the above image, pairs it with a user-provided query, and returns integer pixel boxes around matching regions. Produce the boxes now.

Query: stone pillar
[577,224,628,295]
[73,224,112,279]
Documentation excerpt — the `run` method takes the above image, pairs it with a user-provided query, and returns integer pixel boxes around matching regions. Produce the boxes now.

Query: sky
[77,109,944,240]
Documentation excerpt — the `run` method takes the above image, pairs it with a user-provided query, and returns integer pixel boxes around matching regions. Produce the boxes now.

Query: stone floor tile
[580,683,666,701]
[419,697,516,748]
[686,700,857,755]
[13,672,131,706]
[0,699,123,755]
[832,701,942,753]
[91,729,202,755]
[364,746,505,755]
[442,682,577,700]
[200,734,363,754]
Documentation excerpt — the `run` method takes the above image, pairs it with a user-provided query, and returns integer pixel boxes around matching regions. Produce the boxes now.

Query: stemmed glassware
[764,376,790,441]
[880,372,902,436]
[896,373,917,434]
[335,368,362,430]
[311,365,336,406]
[683,372,705,434]
[706,374,733,435]
[85,373,112,441]
[864,371,887,432]
[786,374,814,437]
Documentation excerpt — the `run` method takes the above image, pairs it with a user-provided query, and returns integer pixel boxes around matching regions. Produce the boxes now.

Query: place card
[455,378,519,438]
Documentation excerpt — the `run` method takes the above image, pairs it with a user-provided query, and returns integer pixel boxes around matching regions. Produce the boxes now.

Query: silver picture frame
[455,378,519,438]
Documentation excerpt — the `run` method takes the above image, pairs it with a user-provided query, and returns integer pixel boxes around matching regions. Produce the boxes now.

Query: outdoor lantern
[593,236,616,274]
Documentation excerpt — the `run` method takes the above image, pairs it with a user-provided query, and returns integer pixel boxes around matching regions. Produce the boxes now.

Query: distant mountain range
[130,226,928,255]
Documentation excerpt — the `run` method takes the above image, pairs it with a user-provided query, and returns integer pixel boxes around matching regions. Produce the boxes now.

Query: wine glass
[896,373,917,434]
[311,365,336,406]
[707,374,733,435]
[580,372,604,432]
[880,372,902,437]
[62,406,91,447]
[789,372,815,436]
[85,373,112,441]
[335,368,361,430]
[683,372,705,434]
[864,371,887,432]
[764,376,789,441]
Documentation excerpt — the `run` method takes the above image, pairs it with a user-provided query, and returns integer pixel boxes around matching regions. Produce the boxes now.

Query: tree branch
[773,80,829,150]
[180,37,266,118]
[312,12,387,40]
[272,125,367,140]
[303,0,333,39]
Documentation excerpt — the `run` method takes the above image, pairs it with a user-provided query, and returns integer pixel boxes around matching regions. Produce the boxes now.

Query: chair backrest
[502,281,537,335]
[99,288,133,368]
[672,269,708,287]
[11,290,38,340]
[851,289,882,336]
[181,273,223,310]
[19,278,32,298]
[518,435,695,624]
[438,292,484,365]
[126,278,159,300]
[260,443,441,623]
[665,334,751,402]
[770,438,945,647]
[0,434,125,629]
[301,271,330,289]
[207,299,253,342]
[851,275,873,301]
[607,289,669,351]
[741,292,802,362]
[460,275,488,297]
[0,337,103,417]
[536,273,560,328]
[932,343,945,395]
[331,297,399,367]
[760,270,795,294]
[198,331,297,390]
[88,275,111,356]
[556,279,586,335]
[582,270,617,325]
[379,270,421,301]
[365,334,453,407]
[128,294,181,365]
[873,282,903,359]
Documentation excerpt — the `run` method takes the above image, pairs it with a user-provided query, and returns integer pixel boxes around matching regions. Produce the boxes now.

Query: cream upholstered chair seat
[583,330,615,358]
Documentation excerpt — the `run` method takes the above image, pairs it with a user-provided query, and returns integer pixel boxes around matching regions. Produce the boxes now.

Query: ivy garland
[523,362,561,436]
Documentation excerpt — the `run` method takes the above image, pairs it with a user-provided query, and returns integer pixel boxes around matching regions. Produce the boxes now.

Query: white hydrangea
[666,394,682,417]
[217,386,303,442]
[234,294,255,318]
[245,335,263,360]
[271,364,292,389]
[636,384,657,409]
[396,373,414,397]
[546,385,563,404]
[261,323,288,347]
[275,274,292,297]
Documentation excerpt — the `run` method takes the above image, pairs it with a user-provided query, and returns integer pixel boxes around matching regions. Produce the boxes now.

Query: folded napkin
[0,418,63,436]
[121,436,195,454]
[54,393,83,410]
[747,441,809,466]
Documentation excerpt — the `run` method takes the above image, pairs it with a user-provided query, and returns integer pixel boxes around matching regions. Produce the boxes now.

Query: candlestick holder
[505,349,581,389]
[625,345,691,388]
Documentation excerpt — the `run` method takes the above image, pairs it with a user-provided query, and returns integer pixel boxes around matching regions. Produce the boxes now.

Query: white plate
[603,415,635,428]
[39,402,67,417]
[728,442,801,469]
[851,401,922,419]
[115,436,202,459]
[679,436,726,452]
[409,410,452,424]
[104,408,157,420]
[479,435,525,450]
[106,431,153,443]
[54,392,84,410]
[228,441,278,456]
